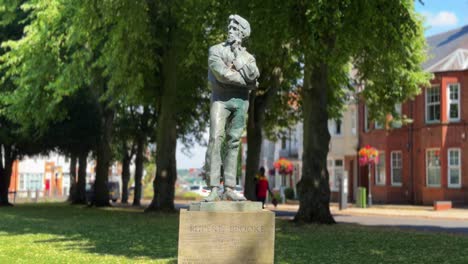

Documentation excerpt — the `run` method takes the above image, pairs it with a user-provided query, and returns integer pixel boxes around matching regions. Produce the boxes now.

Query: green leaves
[349,0,431,123]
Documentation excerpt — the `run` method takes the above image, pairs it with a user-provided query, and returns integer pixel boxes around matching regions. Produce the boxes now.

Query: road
[275,209,468,235]
[175,203,468,235]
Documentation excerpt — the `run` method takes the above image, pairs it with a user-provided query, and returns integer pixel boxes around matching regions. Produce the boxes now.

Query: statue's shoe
[222,188,247,201]
[202,188,221,202]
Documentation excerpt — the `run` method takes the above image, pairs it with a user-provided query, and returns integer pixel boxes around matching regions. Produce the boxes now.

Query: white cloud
[423,11,458,27]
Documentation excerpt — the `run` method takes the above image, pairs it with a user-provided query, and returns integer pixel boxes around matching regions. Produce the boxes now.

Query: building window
[364,105,370,132]
[447,83,460,122]
[391,151,402,186]
[19,175,25,190]
[351,109,357,135]
[448,148,461,188]
[281,137,286,149]
[335,119,342,135]
[392,103,403,128]
[426,149,441,187]
[327,159,343,191]
[374,121,383,129]
[20,173,43,191]
[281,173,287,186]
[425,85,440,123]
[328,119,342,136]
[375,152,386,185]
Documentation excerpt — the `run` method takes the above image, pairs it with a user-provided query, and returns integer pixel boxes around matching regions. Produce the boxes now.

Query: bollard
[339,171,348,210]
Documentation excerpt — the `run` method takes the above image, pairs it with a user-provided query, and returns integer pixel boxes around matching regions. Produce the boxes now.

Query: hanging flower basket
[358,145,379,166]
[273,158,294,175]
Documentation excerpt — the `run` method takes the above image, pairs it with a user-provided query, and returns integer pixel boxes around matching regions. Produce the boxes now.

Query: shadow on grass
[0,203,179,262]
[4,203,468,264]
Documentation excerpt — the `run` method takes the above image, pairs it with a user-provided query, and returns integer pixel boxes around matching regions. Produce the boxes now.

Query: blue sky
[176,133,208,170]
[416,0,468,36]
[176,1,468,169]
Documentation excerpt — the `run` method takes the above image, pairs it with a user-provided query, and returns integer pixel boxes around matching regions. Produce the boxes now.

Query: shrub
[285,188,295,200]
[181,192,201,200]
[272,191,281,202]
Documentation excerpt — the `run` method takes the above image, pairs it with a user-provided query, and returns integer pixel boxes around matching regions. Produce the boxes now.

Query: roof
[423,25,468,73]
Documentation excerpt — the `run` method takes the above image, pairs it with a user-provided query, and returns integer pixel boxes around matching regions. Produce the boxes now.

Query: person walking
[256,167,274,208]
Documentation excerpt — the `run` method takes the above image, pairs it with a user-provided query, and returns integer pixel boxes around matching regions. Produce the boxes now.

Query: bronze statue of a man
[203,14,260,202]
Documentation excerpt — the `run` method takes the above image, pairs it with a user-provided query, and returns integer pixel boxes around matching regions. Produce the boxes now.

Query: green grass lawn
[0,203,467,263]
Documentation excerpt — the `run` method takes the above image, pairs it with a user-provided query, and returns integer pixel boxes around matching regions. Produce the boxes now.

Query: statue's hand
[233,49,251,71]
[231,40,243,57]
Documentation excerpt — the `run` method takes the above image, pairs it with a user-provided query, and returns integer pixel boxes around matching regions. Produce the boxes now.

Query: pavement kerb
[330,207,468,221]
[175,200,468,221]
[266,203,468,221]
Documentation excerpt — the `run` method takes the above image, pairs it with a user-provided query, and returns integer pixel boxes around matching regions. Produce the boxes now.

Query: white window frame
[447,148,461,188]
[19,174,25,191]
[327,158,343,191]
[425,85,441,123]
[375,152,386,186]
[374,121,383,129]
[447,83,460,122]
[351,108,357,135]
[426,148,441,187]
[392,103,403,128]
[391,151,403,186]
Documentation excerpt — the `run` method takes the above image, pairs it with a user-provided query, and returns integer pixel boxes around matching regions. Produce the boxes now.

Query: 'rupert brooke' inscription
[189,224,265,233]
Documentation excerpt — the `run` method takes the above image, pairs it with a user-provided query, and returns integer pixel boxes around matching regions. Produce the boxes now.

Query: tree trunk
[133,135,145,206]
[294,61,335,224]
[121,144,132,204]
[147,111,177,212]
[0,145,14,206]
[67,154,77,202]
[245,67,283,201]
[244,94,265,200]
[146,40,178,212]
[72,151,88,204]
[94,107,115,207]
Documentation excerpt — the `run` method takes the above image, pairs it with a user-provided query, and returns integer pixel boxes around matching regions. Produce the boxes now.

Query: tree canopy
[0,0,430,218]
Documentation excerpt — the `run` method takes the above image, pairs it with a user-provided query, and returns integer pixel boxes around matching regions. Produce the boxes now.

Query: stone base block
[178,209,275,264]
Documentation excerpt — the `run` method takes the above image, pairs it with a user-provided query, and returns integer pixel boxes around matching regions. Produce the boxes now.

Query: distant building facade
[9,153,72,198]
[254,97,359,202]
[8,153,123,199]
[359,25,468,205]
[328,98,359,202]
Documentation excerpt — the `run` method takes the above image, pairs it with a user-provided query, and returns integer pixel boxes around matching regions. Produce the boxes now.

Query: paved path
[333,214,468,235]
[270,205,468,235]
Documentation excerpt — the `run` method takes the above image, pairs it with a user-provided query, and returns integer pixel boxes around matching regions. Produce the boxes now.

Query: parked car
[108,181,120,202]
[233,185,244,196]
[215,185,244,197]
[189,185,210,197]
[85,181,120,203]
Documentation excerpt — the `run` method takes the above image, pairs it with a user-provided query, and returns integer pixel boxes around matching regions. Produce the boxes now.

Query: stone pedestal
[178,201,275,264]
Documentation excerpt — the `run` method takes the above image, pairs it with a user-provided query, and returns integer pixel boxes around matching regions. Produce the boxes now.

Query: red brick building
[359,25,468,205]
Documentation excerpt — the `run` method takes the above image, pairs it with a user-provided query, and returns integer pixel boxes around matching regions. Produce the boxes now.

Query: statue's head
[227,14,250,44]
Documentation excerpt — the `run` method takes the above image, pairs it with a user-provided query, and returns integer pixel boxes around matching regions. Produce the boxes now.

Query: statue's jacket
[208,42,260,102]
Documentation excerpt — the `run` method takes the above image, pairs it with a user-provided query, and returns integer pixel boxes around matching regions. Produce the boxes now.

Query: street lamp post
[359,145,378,208]
[368,163,372,207]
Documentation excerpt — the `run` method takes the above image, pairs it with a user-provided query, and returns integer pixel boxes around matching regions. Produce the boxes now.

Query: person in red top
[256,167,273,209]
